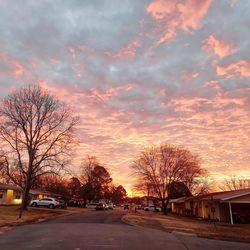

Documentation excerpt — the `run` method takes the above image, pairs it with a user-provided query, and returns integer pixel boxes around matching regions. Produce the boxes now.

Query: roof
[0,183,60,197]
[169,196,193,203]
[169,189,250,203]
[29,189,61,197]
[0,183,22,191]
[193,188,250,202]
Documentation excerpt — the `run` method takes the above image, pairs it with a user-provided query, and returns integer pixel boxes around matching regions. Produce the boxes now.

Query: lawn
[0,206,68,227]
[0,205,90,228]
[124,210,250,243]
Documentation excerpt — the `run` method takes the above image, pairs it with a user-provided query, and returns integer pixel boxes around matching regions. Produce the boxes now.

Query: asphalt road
[0,209,250,250]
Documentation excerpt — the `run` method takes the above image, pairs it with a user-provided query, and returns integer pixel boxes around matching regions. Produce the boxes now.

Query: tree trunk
[147,187,149,207]
[162,199,168,215]
[19,171,32,218]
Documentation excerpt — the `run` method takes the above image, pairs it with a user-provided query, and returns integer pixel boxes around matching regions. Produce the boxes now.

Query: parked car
[86,203,99,209]
[58,199,67,209]
[233,209,250,223]
[124,204,129,210]
[108,203,114,210]
[30,198,60,209]
[144,206,162,212]
[95,203,108,211]
[136,205,143,210]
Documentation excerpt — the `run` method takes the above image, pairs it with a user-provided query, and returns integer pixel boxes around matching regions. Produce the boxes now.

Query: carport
[188,188,250,223]
[220,191,250,224]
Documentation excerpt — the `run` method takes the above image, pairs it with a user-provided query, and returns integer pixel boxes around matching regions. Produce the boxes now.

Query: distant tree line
[33,155,127,206]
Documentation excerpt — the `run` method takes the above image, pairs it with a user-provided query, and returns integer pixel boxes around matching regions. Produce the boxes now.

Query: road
[0,209,250,250]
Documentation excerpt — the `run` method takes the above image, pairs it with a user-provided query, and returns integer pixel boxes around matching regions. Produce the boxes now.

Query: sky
[0,0,249,195]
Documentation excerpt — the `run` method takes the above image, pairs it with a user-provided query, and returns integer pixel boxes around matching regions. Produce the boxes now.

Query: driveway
[0,208,249,250]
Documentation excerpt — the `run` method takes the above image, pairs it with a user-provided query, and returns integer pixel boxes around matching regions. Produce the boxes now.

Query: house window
[15,192,21,199]
[0,192,3,199]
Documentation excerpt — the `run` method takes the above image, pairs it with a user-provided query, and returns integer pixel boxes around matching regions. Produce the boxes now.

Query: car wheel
[49,204,55,209]
[31,202,37,207]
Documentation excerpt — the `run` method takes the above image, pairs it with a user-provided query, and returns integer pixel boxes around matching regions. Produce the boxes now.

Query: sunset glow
[0,0,249,192]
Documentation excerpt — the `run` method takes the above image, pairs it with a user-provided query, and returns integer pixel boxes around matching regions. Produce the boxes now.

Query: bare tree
[188,178,210,196]
[0,84,78,217]
[80,155,99,183]
[131,143,206,215]
[220,175,250,191]
[133,178,153,206]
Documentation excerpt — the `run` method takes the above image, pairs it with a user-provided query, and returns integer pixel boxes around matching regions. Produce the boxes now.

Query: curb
[172,230,197,237]
[121,215,139,227]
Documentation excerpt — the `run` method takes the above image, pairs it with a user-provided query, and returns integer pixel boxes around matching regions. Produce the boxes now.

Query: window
[41,198,52,201]
[0,192,3,199]
[15,192,21,199]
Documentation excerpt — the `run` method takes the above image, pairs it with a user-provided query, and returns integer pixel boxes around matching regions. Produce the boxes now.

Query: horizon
[0,0,249,196]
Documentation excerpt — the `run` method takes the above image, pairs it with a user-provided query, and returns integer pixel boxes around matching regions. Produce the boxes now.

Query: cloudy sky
[0,0,249,194]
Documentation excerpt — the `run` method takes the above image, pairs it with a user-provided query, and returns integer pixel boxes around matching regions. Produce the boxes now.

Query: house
[170,196,193,216]
[0,183,61,205]
[192,188,250,224]
[0,183,23,205]
[170,188,250,224]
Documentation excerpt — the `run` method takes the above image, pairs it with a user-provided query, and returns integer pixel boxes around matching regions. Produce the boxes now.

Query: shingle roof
[0,183,22,191]
[0,183,60,197]
[193,188,250,201]
[169,188,250,203]
[169,196,193,203]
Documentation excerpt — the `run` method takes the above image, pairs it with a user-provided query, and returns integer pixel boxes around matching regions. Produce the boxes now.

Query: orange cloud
[146,0,176,20]
[178,0,214,32]
[202,34,236,58]
[217,60,250,79]
[146,0,213,45]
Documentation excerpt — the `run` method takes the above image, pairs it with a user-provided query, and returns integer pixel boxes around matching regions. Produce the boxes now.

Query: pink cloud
[87,83,135,102]
[0,52,27,79]
[202,34,236,58]
[115,39,141,60]
[146,0,176,20]
[68,47,76,58]
[217,60,250,79]
[178,0,214,32]
[182,70,199,82]
[146,0,213,45]
[49,57,60,64]
[78,44,96,53]
[13,62,25,78]
[231,0,238,7]
[203,80,221,92]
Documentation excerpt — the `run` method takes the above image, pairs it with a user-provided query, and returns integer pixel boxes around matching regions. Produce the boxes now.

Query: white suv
[86,203,99,209]
[30,197,60,209]
[144,206,162,212]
